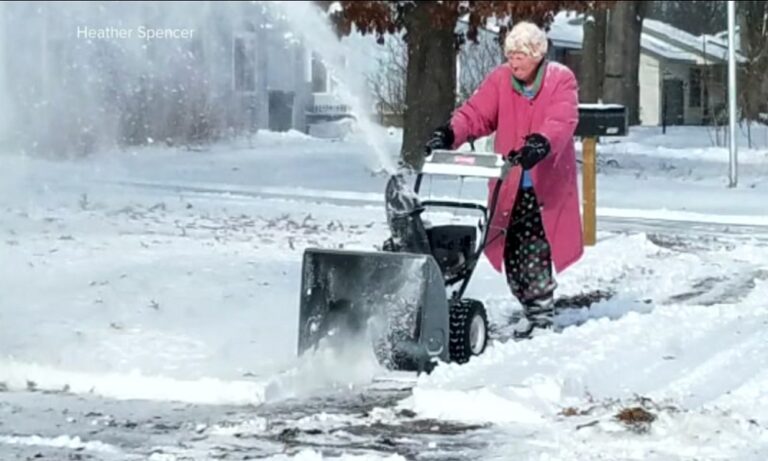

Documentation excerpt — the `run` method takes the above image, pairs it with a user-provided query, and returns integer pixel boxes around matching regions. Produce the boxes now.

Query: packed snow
[2,122,768,459]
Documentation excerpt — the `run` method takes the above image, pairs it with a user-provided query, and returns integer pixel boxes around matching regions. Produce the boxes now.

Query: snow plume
[266,1,398,174]
[263,331,387,402]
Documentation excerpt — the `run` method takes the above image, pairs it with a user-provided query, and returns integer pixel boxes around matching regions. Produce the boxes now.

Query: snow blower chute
[297,147,513,372]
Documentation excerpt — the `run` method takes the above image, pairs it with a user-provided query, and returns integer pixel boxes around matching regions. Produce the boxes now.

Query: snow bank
[401,378,558,425]
[0,360,270,405]
[308,119,356,140]
[400,234,768,429]
[586,125,768,160]
[251,129,315,143]
[0,434,120,454]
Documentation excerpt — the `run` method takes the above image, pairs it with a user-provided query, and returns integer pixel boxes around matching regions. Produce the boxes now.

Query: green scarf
[510,59,547,97]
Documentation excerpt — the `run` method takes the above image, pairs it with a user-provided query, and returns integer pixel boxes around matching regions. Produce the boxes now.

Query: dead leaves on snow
[560,395,676,434]
[614,406,657,433]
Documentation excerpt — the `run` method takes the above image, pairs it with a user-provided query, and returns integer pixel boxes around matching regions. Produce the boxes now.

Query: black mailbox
[575,104,628,137]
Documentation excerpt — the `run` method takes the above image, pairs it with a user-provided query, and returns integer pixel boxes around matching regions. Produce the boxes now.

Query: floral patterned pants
[503,187,557,310]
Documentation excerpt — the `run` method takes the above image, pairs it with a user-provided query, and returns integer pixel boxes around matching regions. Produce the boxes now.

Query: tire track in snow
[569,306,746,400]
[659,316,768,408]
[713,366,768,424]
[416,297,768,415]
[662,266,767,307]
[563,302,766,406]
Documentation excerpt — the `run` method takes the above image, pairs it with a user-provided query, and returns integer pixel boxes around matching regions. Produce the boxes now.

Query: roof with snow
[641,18,745,64]
[460,12,745,65]
[546,11,583,50]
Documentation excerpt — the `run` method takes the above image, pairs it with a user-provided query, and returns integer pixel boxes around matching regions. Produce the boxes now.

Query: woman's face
[507,52,541,83]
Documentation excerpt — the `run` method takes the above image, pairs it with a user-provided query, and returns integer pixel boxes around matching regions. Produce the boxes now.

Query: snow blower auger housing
[298,147,511,373]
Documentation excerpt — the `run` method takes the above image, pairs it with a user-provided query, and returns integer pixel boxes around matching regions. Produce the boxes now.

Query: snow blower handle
[500,150,522,181]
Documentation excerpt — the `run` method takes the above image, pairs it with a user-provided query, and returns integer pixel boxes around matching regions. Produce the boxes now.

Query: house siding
[639,53,661,126]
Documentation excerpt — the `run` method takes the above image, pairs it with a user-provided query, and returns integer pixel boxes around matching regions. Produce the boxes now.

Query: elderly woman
[425,21,583,339]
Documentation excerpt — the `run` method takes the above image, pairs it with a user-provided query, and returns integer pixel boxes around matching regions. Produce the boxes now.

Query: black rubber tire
[449,298,488,364]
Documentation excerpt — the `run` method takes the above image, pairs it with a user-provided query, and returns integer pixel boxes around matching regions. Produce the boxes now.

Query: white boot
[512,295,555,340]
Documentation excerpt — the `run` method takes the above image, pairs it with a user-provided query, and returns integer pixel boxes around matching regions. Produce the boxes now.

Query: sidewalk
[2,125,766,228]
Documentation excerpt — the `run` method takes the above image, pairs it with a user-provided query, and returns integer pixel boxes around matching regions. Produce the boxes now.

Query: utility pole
[727,0,738,188]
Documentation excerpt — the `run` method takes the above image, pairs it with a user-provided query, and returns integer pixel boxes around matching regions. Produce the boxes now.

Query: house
[544,13,745,127]
[303,31,384,130]
[457,12,745,127]
[638,19,744,126]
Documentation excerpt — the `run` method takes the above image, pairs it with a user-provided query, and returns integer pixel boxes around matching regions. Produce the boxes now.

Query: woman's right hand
[424,124,454,155]
[501,150,520,180]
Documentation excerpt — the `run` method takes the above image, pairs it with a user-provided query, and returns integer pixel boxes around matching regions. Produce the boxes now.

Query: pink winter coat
[450,60,583,274]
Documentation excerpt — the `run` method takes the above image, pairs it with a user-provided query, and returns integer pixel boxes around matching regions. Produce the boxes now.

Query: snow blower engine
[297,147,513,373]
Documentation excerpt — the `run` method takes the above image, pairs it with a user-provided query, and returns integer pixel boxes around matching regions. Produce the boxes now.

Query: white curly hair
[504,21,549,59]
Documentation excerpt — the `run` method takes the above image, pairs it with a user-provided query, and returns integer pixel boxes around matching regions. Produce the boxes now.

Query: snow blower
[297,147,513,373]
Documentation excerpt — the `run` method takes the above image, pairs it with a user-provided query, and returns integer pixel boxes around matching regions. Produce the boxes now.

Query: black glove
[516,133,550,170]
[424,124,454,155]
[501,150,519,180]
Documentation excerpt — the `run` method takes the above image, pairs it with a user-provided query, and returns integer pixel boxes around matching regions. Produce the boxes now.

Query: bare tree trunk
[401,3,458,170]
[580,11,600,102]
[596,9,607,98]
[738,1,768,128]
[602,3,628,105]
[581,8,608,102]
[625,1,646,125]
[603,2,644,125]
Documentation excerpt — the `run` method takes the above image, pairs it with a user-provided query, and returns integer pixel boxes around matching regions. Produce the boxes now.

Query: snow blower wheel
[449,299,488,364]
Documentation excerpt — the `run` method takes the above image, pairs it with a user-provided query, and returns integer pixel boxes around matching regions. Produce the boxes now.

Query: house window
[234,33,257,92]
[689,67,702,108]
[311,53,345,93]
[311,52,329,93]
[548,45,566,65]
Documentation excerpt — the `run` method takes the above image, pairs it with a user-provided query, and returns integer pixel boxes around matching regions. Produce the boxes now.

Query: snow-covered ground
[2,124,768,460]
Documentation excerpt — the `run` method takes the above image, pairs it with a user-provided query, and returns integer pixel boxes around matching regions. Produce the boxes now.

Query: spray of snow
[266,1,398,173]
[263,329,389,402]
[0,324,388,406]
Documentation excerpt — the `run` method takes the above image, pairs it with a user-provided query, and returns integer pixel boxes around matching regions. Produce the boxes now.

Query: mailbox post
[575,104,628,246]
